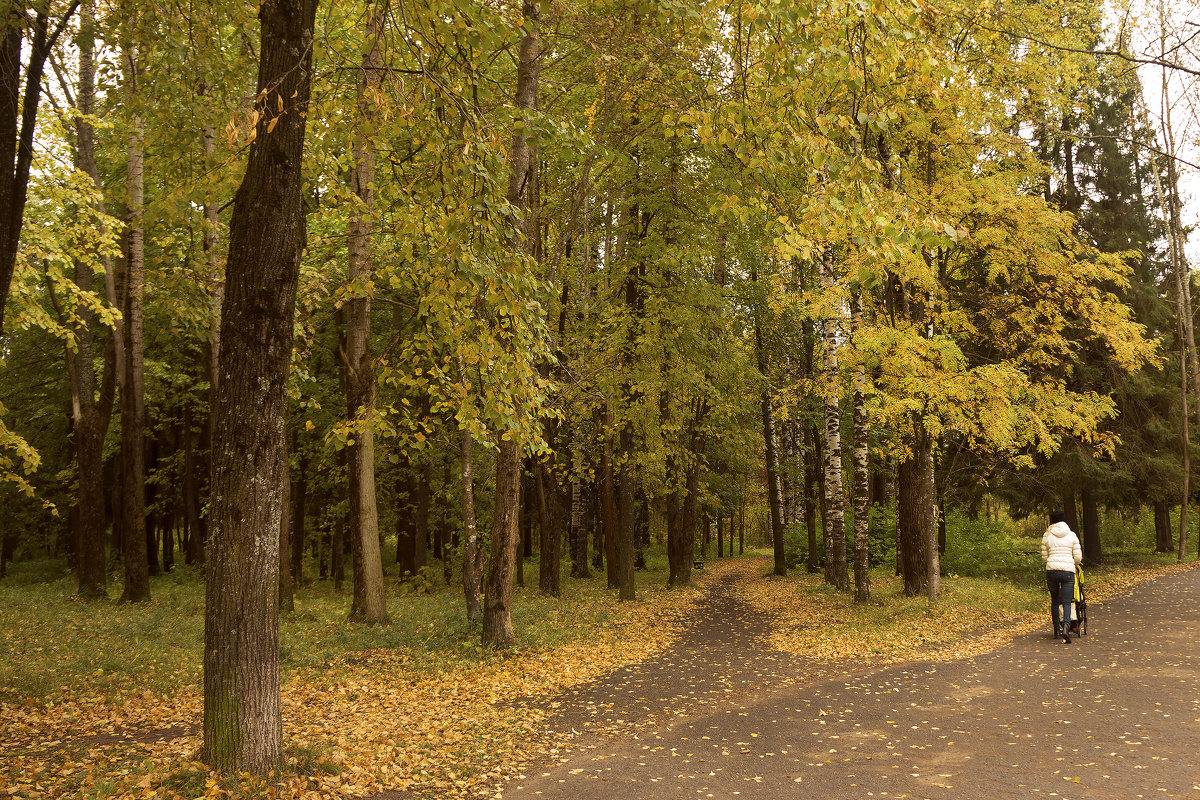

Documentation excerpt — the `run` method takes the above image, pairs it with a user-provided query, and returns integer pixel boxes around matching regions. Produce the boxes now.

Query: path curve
[499,561,1200,799]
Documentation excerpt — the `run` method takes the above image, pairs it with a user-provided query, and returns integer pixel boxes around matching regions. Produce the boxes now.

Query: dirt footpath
[499,563,1200,800]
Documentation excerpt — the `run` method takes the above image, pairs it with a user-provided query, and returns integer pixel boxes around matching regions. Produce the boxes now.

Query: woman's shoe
[1062,632,1072,643]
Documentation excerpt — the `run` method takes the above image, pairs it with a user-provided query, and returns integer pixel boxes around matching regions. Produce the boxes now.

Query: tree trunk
[0,4,77,336]
[599,409,619,588]
[118,45,149,605]
[752,263,786,577]
[897,416,936,598]
[483,0,538,645]
[616,424,638,600]
[454,350,484,622]
[414,460,430,571]
[591,482,604,571]
[344,1,388,624]
[332,509,345,592]
[1141,90,1194,562]
[458,408,483,623]
[396,468,415,572]
[1154,501,1173,553]
[536,460,563,596]
[1060,486,1079,533]
[851,295,870,602]
[70,0,108,600]
[162,510,174,572]
[483,438,522,647]
[803,423,819,574]
[201,0,317,772]
[517,469,530,587]
[183,410,204,565]
[635,486,650,570]
[819,248,848,591]
[569,454,589,577]
[291,441,306,585]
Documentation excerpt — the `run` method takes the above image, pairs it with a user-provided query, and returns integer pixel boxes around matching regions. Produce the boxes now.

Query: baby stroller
[1052,566,1088,637]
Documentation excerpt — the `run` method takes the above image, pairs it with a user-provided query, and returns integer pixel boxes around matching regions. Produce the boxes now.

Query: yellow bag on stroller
[1069,566,1088,636]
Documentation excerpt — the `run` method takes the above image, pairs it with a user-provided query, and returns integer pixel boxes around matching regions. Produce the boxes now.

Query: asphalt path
[500,564,1200,800]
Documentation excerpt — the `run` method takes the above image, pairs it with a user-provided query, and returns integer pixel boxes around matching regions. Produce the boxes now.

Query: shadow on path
[526,560,838,740]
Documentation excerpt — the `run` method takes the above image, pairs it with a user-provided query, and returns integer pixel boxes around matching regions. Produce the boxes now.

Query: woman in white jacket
[1042,510,1083,643]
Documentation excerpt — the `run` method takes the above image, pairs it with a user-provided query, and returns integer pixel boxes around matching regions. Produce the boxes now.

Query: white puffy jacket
[1042,521,1083,572]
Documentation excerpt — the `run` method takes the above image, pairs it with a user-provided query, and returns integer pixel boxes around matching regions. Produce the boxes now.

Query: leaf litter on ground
[1,554,1195,799]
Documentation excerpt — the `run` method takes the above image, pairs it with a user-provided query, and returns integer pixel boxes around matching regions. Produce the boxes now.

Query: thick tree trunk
[119,46,149,605]
[536,460,563,596]
[897,417,936,598]
[666,492,683,581]
[1060,487,1079,533]
[344,1,388,624]
[1154,501,1173,553]
[201,0,317,773]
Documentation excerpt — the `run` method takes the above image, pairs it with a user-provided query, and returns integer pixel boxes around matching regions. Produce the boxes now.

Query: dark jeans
[1047,569,1075,634]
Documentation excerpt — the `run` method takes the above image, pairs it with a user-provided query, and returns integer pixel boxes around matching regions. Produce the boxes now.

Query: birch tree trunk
[202,0,318,771]
[819,248,848,591]
[1140,88,1195,562]
[456,366,483,623]
[851,291,870,602]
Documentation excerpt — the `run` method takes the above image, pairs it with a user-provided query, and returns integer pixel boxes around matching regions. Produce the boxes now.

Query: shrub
[942,511,1039,584]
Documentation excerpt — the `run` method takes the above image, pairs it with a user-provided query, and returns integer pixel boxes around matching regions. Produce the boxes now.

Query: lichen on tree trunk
[201,0,318,774]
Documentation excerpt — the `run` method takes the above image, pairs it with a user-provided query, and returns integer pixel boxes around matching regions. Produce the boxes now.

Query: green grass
[0,551,673,705]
